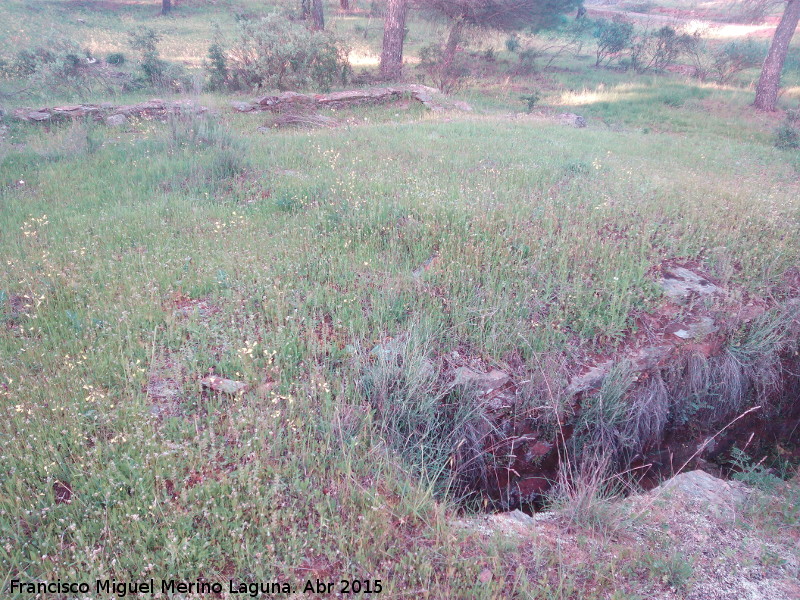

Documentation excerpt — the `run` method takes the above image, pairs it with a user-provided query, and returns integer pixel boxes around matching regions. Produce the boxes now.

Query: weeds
[729,447,786,493]
[639,550,694,590]
[357,327,496,504]
[548,450,630,535]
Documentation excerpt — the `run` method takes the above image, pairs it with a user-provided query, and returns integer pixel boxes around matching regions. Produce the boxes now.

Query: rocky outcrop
[557,113,587,127]
[11,99,208,125]
[232,84,472,113]
[649,470,750,520]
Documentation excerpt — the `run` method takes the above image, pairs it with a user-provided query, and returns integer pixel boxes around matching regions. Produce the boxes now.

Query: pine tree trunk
[161,0,171,15]
[380,0,408,80]
[441,18,465,78]
[754,0,800,111]
[311,0,325,30]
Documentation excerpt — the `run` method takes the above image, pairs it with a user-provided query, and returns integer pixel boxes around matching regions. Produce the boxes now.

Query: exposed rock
[566,262,735,395]
[456,508,537,538]
[258,90,317,110]
[233,85,472,114]
[200,375,247,396]
[650,470,750,520]
[231,101,255,113]
[412,252,440,279]
[105,113,128,127]
[558,113,587,127]
[665,315,718,340]
[369,337,405,360]
[451,367,513,410]
[661,265,722,302]
[27,111,52,122]
[12,99,207,124]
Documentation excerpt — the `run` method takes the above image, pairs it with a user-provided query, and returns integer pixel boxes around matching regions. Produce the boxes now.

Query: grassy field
[1,0,799,598]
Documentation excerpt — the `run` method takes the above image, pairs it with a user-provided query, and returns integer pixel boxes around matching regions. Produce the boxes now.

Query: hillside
[1,1,799,598]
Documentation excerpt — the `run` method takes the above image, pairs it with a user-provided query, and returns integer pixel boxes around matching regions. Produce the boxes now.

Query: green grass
[1,1,800,597]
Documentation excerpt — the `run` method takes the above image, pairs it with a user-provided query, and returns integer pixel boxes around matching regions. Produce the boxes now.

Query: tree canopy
[416,0,582,32]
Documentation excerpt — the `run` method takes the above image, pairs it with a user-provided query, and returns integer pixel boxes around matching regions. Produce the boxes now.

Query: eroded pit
[366,260,800,512]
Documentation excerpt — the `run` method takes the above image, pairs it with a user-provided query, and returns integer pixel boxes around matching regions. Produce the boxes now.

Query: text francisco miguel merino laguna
[8,577,363,597]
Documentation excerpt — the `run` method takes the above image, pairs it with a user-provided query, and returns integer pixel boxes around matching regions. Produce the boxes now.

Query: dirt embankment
[426,260,800,509]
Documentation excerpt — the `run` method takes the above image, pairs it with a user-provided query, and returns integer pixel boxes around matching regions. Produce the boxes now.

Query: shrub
[127,27,192,91]
[128,27,167,84]
[689,39,765,83]
[631,26,697,74]
[417,42,471,93]
[520,91,541,112]
[515,48,541,75]
[205,41,228,91]
[711,39,764,83]
[8,47,56,77]
[162,112,250,196]
[106,52,126,65]
[0,40,111,98]
[505,35,520,53]
[775,121,799,150]
[729,447,784,493]
[165,111,238,151]
[594,18,634,68]
[225,14,349,92]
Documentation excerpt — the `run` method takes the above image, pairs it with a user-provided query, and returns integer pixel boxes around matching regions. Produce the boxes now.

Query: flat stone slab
[200,376,247,396]
[233,85,472,114]
[12,99,207,124]
[661,266,722,301]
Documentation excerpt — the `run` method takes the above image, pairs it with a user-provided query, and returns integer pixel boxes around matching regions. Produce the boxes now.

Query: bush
[689,39,765,84]
[514,48,541,75]
[0,40,112,98]
[594,18,634,67]
[417,42,471,93]
[128,27,167,84]
[106,52,126,65]
[127,27,192,91]
[775,121,800,150]
[711,39,764,83]
[357,330,495,503]
[205,39,228,91]
[505,35,520,53]
[162,112,250,195]
[729,447,784,492]
[165,111,238,151]
[224,14,349,92]
[520,91,541,112]
[631,26,697,74]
